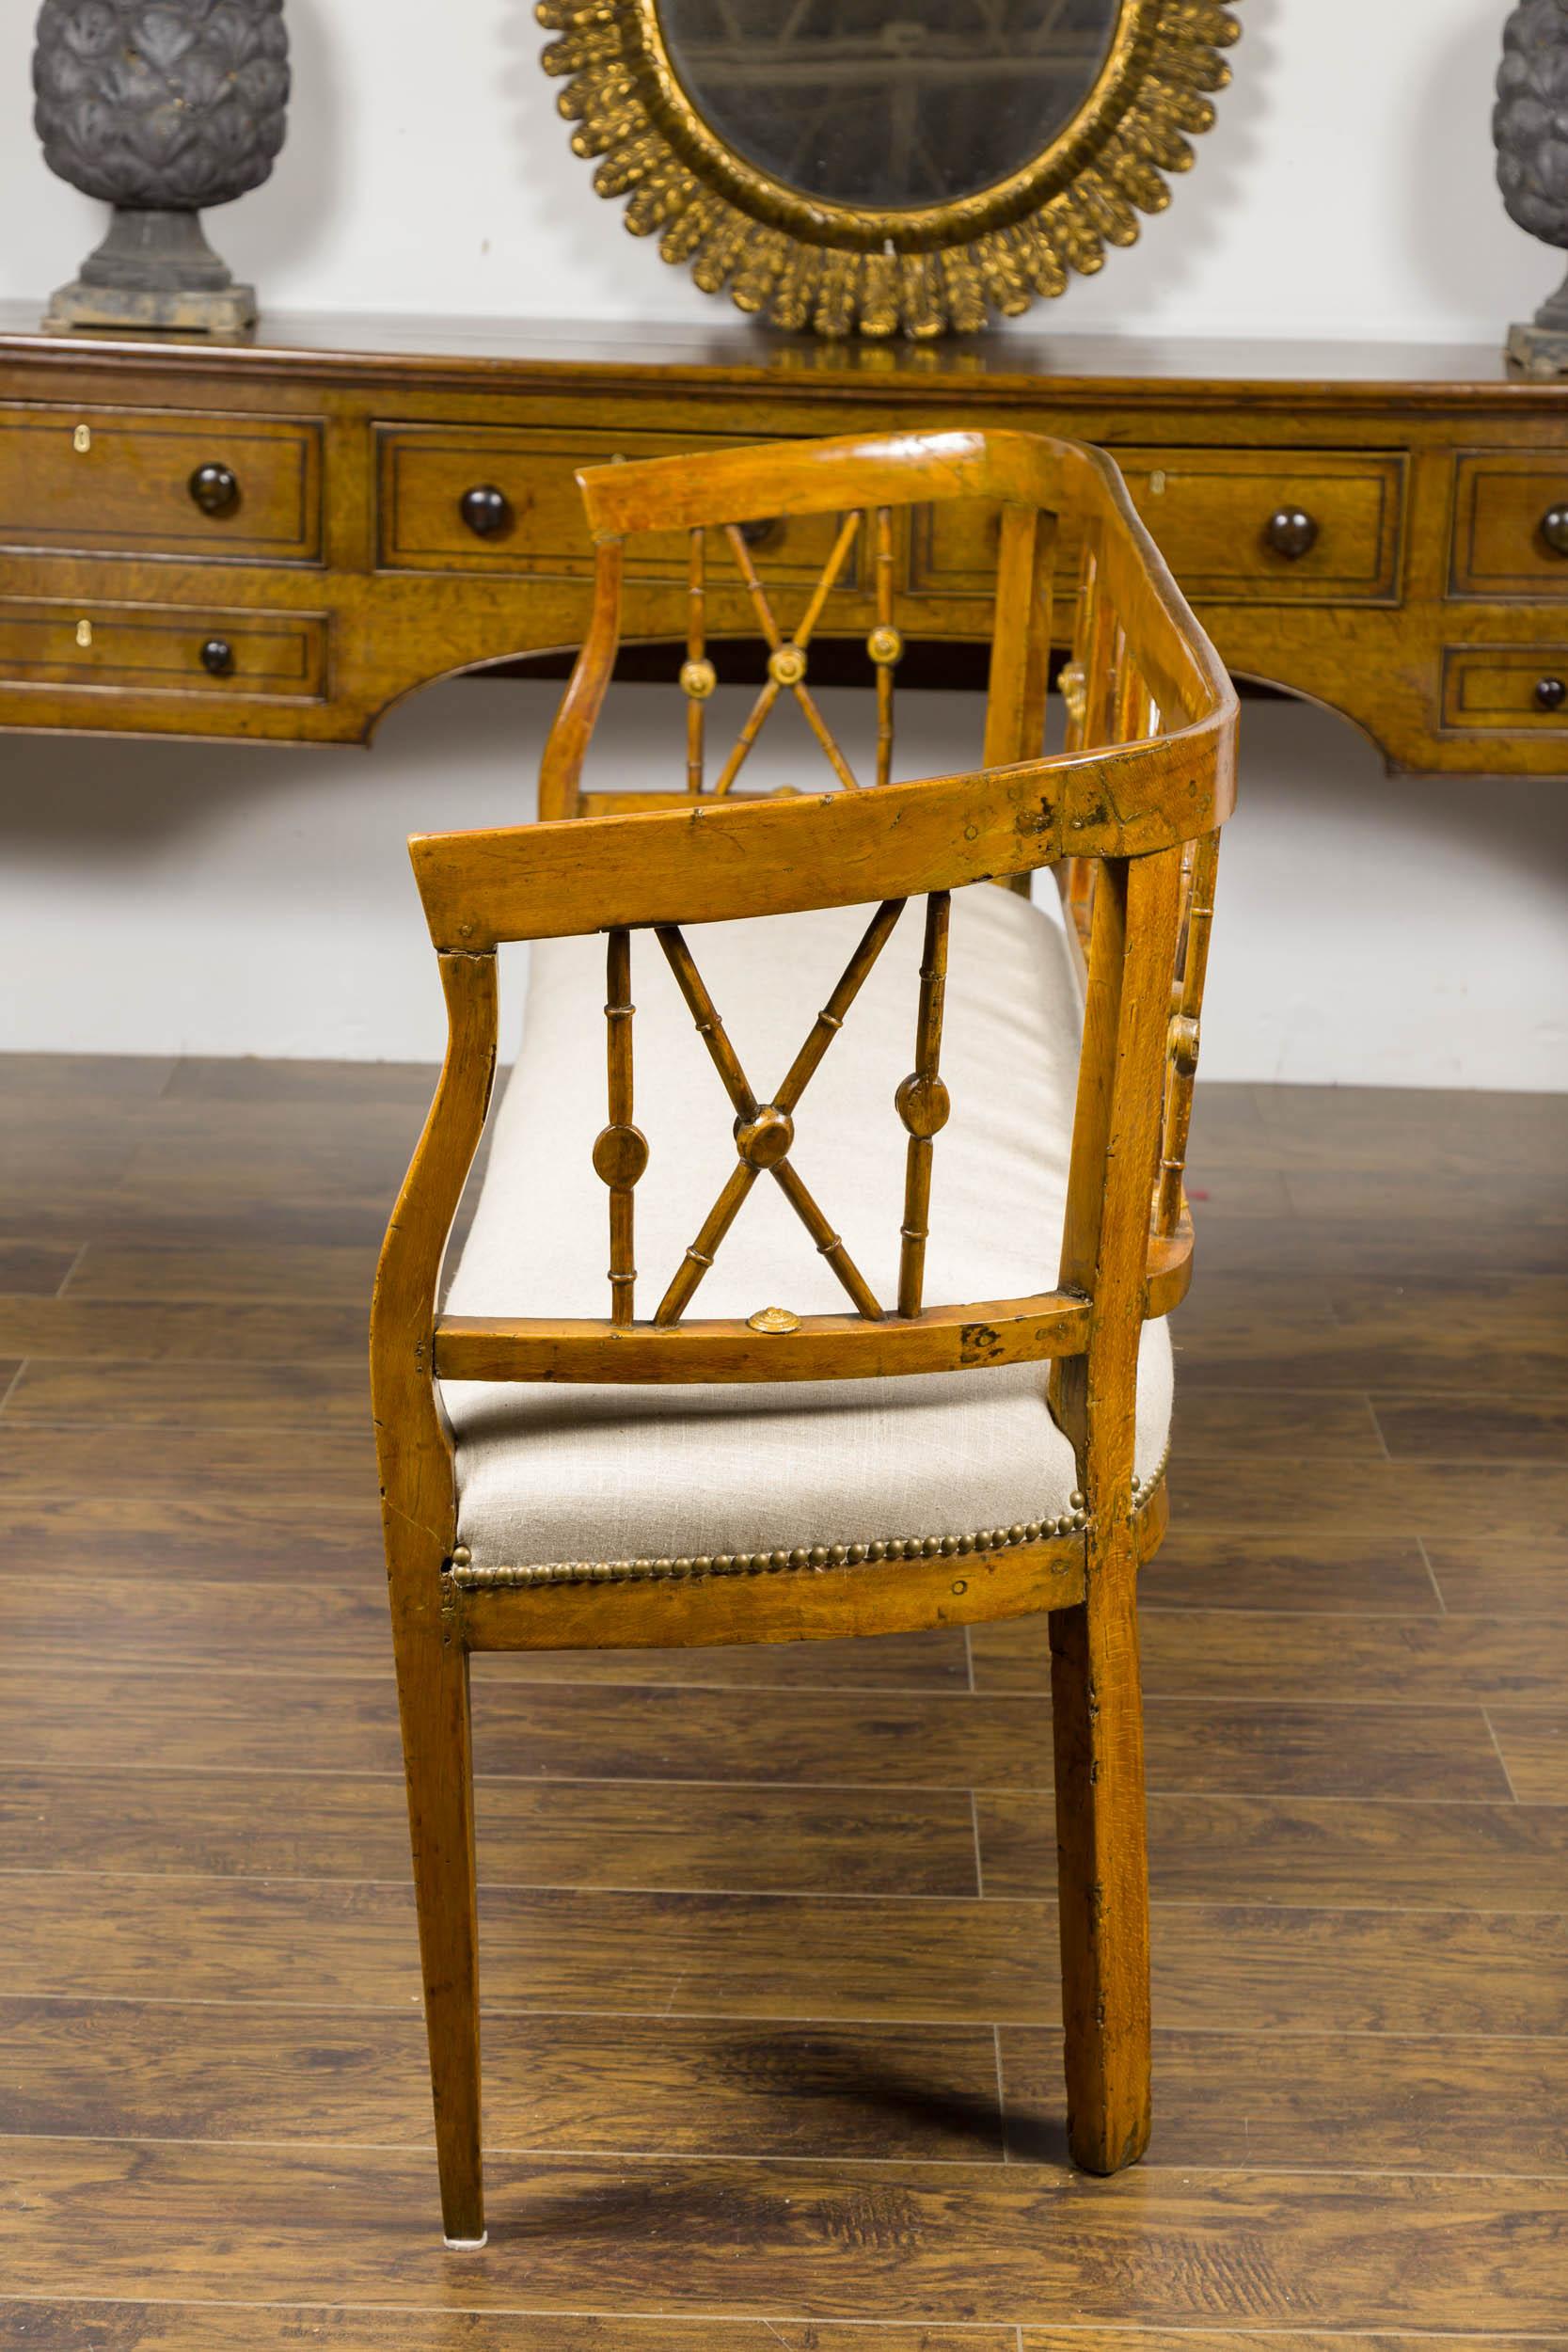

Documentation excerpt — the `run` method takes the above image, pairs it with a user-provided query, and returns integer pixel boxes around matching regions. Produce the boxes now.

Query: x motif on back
[651,901,906,1324]
[710,515,863,798]
[679,504,905,801]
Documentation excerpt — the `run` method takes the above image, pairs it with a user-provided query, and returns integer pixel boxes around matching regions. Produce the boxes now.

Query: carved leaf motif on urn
[1496,0,1568,373]
[33,0,291,335]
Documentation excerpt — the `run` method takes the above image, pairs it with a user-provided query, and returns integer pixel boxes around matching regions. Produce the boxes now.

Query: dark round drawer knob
[1264,506,1319,559]
[189,463,239,517]
[199,637,234,678]
[1540,504,1568,557]
[459,485,513,539]
[737,516,778,548]
[1535,675,1566,711]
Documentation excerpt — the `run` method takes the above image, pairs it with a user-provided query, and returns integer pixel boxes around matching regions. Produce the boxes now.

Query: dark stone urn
[34,0,290,336]
[1496,0,1568,374]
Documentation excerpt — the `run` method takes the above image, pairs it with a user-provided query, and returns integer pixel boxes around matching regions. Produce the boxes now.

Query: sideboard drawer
[376,424,863,586]
[0,597,328,699]
[1441,644,1568,731]
[1450,455,1568,596]
[0,404,322,563]
[912,450,1407,606]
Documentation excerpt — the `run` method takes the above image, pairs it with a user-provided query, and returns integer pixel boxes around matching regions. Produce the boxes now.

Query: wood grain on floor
[0,1060,1563,2340]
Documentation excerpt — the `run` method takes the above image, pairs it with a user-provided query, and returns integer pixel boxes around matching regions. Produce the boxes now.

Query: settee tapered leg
[393,1618,485,2244]
[1048,1542,1152,2174]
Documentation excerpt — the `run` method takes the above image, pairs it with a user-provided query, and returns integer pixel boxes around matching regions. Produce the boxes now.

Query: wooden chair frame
[371,427,1238,2244]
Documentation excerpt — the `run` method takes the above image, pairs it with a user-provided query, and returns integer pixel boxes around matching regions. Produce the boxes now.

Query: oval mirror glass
[657,0,1124,211]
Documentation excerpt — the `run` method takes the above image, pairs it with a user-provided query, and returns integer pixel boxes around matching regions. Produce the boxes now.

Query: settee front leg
[392,1609,486,2246]
[1048,1534,1152,2175]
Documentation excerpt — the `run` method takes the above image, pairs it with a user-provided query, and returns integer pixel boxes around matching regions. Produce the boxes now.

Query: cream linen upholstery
[440,882,1172,1571]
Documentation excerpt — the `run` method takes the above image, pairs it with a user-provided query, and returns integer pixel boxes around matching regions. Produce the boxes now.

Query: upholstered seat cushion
[440,882,1172,1572]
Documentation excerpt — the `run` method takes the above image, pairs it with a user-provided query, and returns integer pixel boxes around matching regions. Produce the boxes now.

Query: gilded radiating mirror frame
[538,0,1243,338]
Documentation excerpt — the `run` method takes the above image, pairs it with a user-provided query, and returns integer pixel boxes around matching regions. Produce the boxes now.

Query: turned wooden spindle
[895,890,952,1316]
[870,503,900,789]
[1060,545,1097,757]
[593,927,648,1325]
[1056,541,1112,961]
[1156,831,1220,1237]
[682,527,711,796]
[1109,625,1139,747]
[1080,535,1119,747]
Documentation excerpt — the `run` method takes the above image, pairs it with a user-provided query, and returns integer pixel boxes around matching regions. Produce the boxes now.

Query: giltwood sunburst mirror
[538,0,1243,338]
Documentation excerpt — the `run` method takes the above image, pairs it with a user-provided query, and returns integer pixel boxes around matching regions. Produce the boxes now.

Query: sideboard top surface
[0,304,1558,409]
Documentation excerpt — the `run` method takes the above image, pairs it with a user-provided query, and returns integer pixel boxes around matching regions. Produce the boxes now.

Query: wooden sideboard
[0,307,1564,776]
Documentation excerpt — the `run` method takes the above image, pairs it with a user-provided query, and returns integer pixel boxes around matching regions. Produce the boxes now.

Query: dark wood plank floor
[1,1054,1565,2346]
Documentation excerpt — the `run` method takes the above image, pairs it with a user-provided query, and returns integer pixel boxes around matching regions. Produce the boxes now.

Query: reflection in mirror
[657,0,1124,210]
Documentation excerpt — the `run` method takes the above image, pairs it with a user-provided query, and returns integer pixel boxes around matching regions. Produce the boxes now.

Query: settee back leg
[1048,1534,1153,2175]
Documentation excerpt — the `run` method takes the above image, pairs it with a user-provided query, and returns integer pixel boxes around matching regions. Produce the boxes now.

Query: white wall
[0,0,1563,1087]
[1,0,1554,342]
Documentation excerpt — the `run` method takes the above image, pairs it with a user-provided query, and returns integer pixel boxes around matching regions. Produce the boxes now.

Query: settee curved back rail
[537,426,1233,826]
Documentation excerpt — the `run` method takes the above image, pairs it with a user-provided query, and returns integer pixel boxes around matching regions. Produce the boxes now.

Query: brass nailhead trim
[448,1470,1167,1592]
[1132,1439,1171,1498]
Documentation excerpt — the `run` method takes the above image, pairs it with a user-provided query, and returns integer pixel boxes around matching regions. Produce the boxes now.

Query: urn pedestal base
[43,209,257,339]
[1507,318,1568,377]
[1505,264,1568,379]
